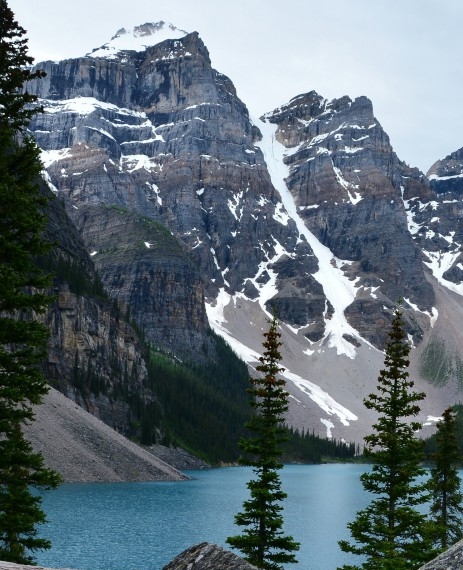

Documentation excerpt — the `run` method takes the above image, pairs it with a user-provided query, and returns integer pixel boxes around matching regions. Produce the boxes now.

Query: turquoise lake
[36,464,373,570]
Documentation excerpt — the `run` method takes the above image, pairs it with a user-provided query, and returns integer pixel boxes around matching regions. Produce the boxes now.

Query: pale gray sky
[8,0,463,173]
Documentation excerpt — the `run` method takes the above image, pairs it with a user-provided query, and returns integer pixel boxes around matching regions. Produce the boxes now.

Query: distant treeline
[144,333,252,462]
[143,338,358,463]
[283,426,358,463]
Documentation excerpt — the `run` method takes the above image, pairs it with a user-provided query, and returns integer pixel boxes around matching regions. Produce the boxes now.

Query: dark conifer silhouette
[339,306,436,570]
[429,407,463,550]
[227,314,299,570]
[0,1,61,562]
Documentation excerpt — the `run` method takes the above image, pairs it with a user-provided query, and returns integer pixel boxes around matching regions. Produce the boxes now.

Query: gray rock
[33,26,442,361]
[407,146,463,302]
[24,387,188,482]
[22,22,463,445]
[74,204,213,361]
[428,147,463,198]
[29,28,330,354]
[419,538,463,570]
[149,444,210,470]
[162,543,257,570]
[265,90,435,345]
[42,184,153,437]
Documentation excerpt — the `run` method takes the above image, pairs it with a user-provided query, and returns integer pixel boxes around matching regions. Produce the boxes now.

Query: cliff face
[25,23,463,442]
[428,147,463,196]
[73,204,211,359]
[42,185,152,435]
[31,30,305,359]
[416,148,463,287]
[263,92,435,347]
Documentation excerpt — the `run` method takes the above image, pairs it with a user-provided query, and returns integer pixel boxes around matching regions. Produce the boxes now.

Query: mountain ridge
[25,22,463,446]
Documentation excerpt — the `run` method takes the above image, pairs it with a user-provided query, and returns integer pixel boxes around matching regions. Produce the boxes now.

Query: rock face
[41,183,155,435]
[418,147,463,288]
[74,204,211,360]
[428,147,463,197]
[418,538,463,570]
[23,22,463,442]
[162,543,257,570]
[264,91,435,347]
[30,28,303,360]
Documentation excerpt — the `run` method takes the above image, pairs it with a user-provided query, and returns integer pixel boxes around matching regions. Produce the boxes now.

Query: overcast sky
[8,0,462,173]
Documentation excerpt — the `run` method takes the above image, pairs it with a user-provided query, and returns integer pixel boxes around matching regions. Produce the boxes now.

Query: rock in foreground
[419,538,463,570]
[162,543,257,570]
[0,544,256,570]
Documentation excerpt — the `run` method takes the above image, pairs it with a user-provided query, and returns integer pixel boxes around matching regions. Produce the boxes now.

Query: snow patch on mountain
[227,190,244,221]
[404,297,438,327]
[205,289,358,429]
[122,154,157,173]
[42,97,146,118]
[88,22,189,59]
[41,148,72,168]
[205,289,261,364]
[402,194,463,299]
[282,369,358,427]
[332,164,363,204]
[253,117,365,358]
[429,172,463,181]
[246,238,296,311]
[423,249,463,296]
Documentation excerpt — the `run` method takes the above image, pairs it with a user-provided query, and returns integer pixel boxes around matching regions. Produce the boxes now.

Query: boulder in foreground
[162,543,257,570]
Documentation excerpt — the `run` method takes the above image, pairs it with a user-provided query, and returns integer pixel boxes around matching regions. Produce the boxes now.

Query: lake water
[36,464,372,570]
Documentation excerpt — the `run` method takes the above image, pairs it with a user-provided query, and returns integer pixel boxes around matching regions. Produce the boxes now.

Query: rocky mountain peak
[261,89,436,346]
[25,24,463,447]
[88,21,190,59]
[427,147,463,197]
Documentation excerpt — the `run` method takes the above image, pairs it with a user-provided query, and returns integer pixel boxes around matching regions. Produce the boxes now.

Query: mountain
[37,176,252,464]
[422,147,463,289]
[25,22,463,446]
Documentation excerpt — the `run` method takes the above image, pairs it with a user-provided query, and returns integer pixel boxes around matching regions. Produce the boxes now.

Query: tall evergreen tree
[338,306,436,570]
[0,424,60,562]
[226,314,299,570]
[428,407,463,551]
[0,0,61,562]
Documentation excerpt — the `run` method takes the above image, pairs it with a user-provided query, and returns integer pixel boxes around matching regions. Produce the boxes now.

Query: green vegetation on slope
[419,339,463,390]
[145,332,252,462]
[420,340,454,387]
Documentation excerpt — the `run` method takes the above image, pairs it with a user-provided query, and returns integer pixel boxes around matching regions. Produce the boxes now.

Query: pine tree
[0,424,61,563]
[226,314,299,570]
[0,0,45,133]
[0,0,61,562]
[428,407,463,551]
[338,306,436,570]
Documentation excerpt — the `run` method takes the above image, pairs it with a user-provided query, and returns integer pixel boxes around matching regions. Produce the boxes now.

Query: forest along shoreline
[24,386,360,483]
